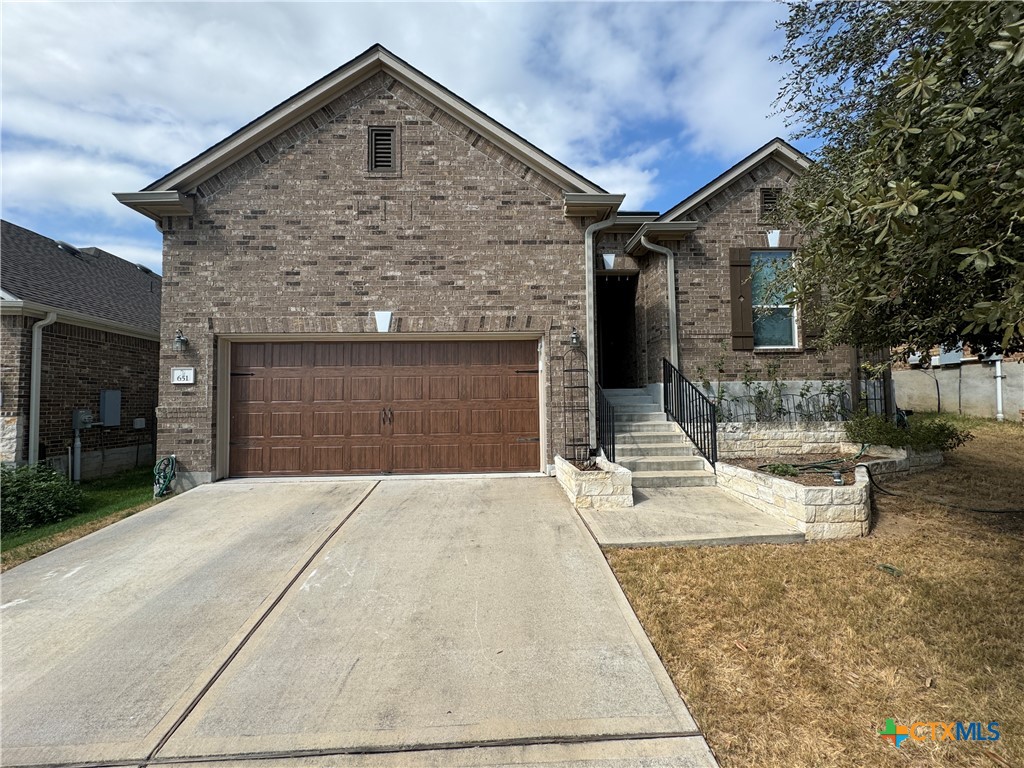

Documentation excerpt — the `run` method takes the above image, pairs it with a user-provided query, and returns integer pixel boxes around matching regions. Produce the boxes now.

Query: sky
[0,1,810,275]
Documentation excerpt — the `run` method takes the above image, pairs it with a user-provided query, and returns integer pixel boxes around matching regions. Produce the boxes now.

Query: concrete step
[602,389,652,397]
[631,470,718,488]
[614,412,668,424]
[607,403,664,414]
[617,456,707,473]
[616,422,683,435]
[615,442,698,457]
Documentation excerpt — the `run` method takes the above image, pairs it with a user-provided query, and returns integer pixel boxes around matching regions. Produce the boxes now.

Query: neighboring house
[115,44,850,489]
[0,220,161,478]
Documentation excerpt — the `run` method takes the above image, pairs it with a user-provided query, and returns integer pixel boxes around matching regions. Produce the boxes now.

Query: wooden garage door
[229,340,540,476]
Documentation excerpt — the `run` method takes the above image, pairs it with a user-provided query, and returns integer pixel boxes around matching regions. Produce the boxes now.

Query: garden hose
[857,463,1024,514]
[153,455,176,498]
[758,444,868,475]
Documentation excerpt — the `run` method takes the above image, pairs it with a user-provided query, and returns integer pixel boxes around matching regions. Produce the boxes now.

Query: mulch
[726,452,878,486]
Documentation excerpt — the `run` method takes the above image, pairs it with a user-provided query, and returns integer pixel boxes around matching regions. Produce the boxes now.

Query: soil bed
[727,452,879,486]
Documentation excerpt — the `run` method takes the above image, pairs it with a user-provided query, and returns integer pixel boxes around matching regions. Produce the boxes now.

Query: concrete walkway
[1,477,717,768]
[578,486,805,548]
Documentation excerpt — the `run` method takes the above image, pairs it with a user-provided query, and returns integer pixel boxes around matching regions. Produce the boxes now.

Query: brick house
[115,45,850,489]
[1,220,161,478]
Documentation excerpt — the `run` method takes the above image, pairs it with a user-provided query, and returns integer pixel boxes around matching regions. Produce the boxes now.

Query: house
[0,220,161,479]
[114,44,850,490]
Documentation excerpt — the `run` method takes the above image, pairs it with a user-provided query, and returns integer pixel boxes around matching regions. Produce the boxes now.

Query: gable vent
[760,187,782,220]
[368,127,396,172]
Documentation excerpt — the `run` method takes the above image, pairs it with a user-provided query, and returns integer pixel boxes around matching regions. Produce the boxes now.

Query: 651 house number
[171,367,195,385]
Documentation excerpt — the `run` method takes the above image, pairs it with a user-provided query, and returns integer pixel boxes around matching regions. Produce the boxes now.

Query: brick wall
[668,157,850,385]
[1,315,33,462]
[157,71,589,478]
[1,316,158,473]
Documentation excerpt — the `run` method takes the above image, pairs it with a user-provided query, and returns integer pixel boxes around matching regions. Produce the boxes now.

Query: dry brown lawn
[608,416,1023,768]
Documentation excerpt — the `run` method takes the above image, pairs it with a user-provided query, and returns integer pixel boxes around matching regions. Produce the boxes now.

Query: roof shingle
[1,220,161,334]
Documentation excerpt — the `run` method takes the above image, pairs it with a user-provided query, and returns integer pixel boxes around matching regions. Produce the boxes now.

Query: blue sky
[1,1,811,274]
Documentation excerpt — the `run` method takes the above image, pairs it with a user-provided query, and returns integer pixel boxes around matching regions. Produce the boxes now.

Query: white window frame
[751,249,799,350]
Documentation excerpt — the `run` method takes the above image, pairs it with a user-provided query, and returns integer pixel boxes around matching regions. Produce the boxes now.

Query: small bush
[1,464,83,533]
[764,463,799,477]
[844,414,973,452]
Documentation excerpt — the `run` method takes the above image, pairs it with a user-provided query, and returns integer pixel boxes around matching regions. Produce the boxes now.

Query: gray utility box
[99,389,121,427]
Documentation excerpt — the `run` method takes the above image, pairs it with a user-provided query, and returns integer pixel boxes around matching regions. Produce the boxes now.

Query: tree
[774,1,1024,356]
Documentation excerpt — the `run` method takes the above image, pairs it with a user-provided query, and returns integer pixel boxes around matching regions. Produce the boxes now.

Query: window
[751,249,797,347]
[368,126,396,172]
[760,187,782,220]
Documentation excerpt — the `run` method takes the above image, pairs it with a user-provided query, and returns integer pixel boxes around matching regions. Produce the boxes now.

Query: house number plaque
[171,367,195,385]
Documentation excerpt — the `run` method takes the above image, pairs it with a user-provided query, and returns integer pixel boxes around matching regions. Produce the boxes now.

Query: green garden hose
[153,455,176,498]
[758,444,868,475]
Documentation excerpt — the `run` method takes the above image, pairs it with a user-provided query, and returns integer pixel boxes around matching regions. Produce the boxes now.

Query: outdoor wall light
[173,329,189,352]
[569,327,581,348]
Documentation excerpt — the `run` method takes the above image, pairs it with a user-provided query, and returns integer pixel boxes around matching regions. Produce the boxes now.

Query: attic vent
[760,187,782,220]
[56,240,83,258]
[368,126,396,172]
[136,263,156,276]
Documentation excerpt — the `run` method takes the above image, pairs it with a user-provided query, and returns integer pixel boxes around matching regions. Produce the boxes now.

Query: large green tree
[775,1,1024,355]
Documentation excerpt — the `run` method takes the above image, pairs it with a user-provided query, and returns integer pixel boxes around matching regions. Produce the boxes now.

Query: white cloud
[1,1,796,235]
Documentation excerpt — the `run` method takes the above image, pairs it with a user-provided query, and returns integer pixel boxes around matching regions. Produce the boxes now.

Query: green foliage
[844,414,974,452]
[764,463,799,477]
[1,464,83,533]
[775,1,1024,355]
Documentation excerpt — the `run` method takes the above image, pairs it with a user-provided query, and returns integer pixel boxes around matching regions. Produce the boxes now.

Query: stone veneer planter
[554,455,633,509]
[718,421,860,458]
[716,447,943,540]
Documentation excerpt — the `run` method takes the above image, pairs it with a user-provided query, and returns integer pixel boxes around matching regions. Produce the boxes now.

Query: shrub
[1,464,83,533]
[764,463,799,477]
[844,414,973,452]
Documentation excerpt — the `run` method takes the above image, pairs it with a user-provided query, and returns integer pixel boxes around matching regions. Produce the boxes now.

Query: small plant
[764,462,799,477]
[844,414,973,452]
[1,464,83,533]
[742,359,787,422]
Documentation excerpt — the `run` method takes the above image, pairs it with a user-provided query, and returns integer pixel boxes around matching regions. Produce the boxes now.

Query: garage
[228,339,541,476]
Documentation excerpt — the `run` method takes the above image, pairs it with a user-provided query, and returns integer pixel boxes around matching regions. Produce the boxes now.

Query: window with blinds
[368,127,396,172]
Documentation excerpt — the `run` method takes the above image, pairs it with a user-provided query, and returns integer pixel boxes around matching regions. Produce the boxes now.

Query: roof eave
[658,138,811,222]
[563,193,626,220]
[113,191,194,222]
[0,299,160,341]
[625,222,699,254]
[129,45,605,205]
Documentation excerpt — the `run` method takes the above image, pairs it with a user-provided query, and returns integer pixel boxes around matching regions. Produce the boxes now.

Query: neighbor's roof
[0,220,161,334]
[117,44,606,220]
[658,137,811,222]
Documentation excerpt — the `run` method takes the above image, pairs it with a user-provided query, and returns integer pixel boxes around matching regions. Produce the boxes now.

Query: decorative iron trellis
[561,328,591,463]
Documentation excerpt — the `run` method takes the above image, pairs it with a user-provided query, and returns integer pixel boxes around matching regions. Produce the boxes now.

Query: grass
[1,466,163,571]
[607,414,1023,768]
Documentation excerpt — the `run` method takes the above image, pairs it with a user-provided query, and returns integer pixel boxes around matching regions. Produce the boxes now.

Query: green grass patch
[2,467,156,553]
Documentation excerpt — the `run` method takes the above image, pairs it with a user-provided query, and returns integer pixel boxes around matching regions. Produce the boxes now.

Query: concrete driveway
[1,478,716,768]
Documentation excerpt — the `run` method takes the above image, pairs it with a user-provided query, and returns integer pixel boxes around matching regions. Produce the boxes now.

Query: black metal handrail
[596,384,616,463]
[663,358,718,466]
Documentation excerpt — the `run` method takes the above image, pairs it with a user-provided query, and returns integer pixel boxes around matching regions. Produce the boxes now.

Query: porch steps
[603,388,717,489]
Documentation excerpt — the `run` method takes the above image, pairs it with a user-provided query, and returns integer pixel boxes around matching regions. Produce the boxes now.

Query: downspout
[640,235,679,370]
[28,311,58,465]
[585,214,617,449]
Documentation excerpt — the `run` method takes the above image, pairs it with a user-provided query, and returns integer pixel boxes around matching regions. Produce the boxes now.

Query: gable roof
[658,137,810,222]
[0,220,161,335]
[117,44,606,220]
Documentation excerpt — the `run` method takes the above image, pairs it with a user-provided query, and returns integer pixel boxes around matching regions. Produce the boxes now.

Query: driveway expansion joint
[144,481,381,763]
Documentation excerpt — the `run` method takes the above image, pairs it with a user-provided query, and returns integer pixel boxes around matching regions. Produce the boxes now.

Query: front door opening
[596,274,640,389]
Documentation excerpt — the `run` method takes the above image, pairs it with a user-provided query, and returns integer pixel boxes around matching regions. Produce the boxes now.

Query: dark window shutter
[803,285,825,343]
[729,248,754,351]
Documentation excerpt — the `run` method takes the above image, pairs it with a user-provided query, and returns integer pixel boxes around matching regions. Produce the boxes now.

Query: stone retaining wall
[718,421,859,458]
[716,447,943,539]
[554,455,633,509]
